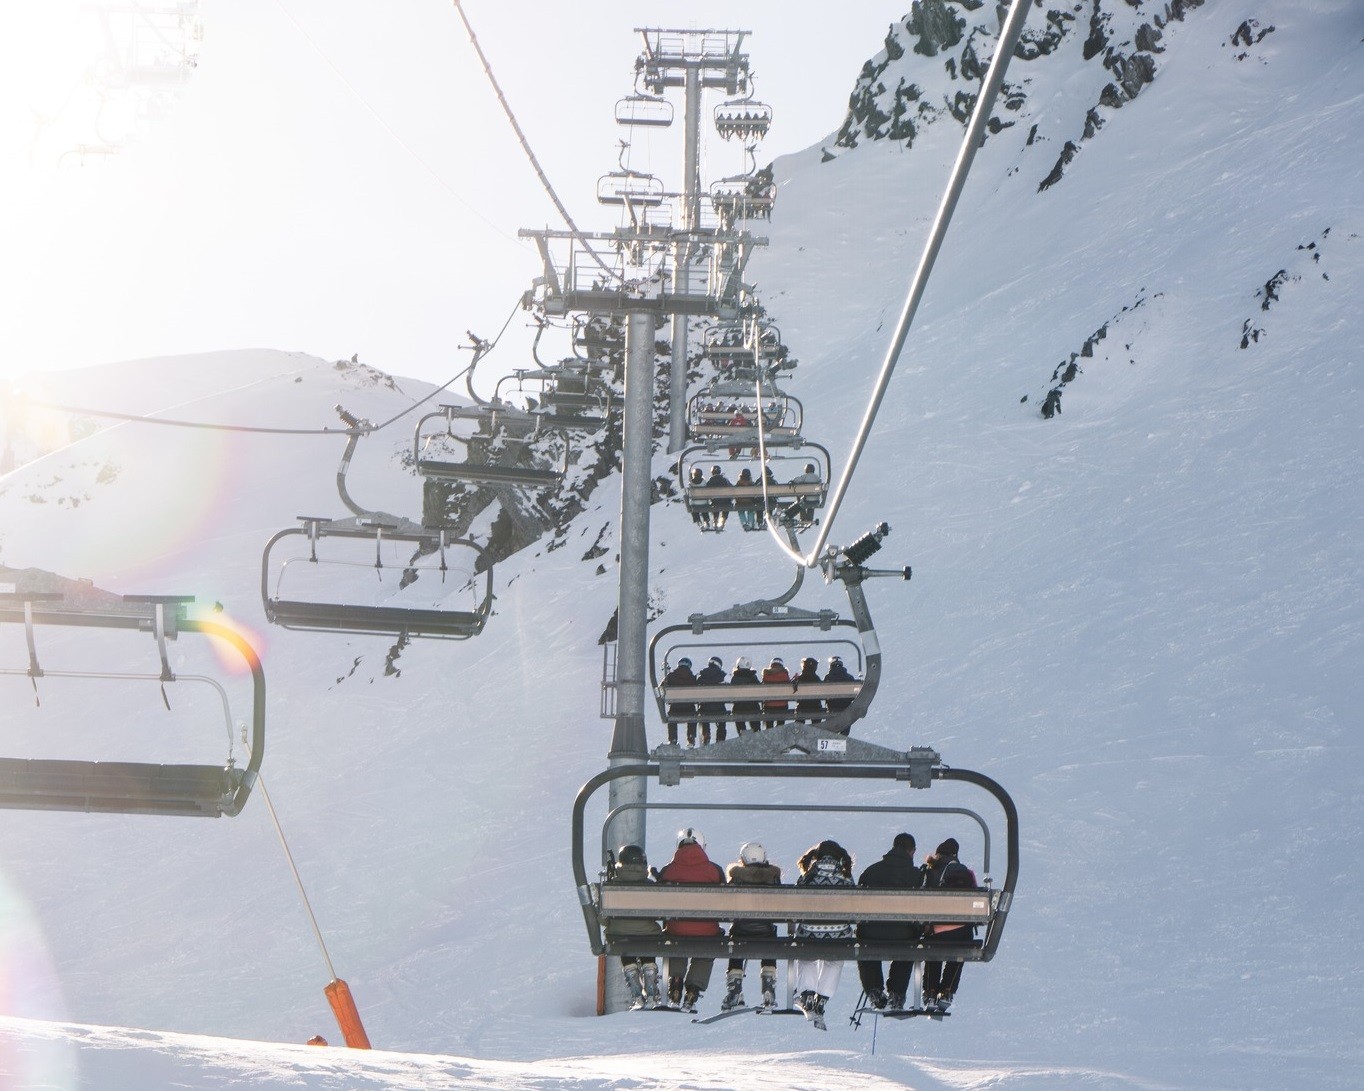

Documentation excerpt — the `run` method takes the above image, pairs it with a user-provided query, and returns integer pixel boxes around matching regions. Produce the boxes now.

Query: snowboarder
[604,844,664,1009]
[722,842,782,1011]
[856,833,925,1010]
[657,828,725,1013]
[921,838,979,1012]
[792,839,856,1029]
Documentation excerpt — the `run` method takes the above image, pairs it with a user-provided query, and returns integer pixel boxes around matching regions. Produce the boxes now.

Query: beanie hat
[936,838,959,857]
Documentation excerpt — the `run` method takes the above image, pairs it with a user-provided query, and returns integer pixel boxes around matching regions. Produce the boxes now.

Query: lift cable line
[16,300,523,439]
[762,0,1034,570]
[270,0,521,251]
[450,0,621,284]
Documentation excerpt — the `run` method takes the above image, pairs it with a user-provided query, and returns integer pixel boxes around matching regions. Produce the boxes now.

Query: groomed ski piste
[2,2,1362,1088]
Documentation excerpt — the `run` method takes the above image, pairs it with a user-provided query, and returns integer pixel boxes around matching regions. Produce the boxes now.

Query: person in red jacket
[761,656,792,728]
[657,827,725,1012]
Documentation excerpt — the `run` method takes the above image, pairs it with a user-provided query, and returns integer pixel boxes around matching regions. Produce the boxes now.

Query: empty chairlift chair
[413,404,570,490]
[0,575,264,818]
[260,516,493,640]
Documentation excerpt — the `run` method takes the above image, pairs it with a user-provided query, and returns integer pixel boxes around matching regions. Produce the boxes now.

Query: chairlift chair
[571,748,1018,968]
[687,389,803,445]
[679,443,832,530]
[260,516,493,639]
[413,405,570,490]
[0,579,263,818]
[615,93,673,128]
[713,96,773,142]
[597,169,666,208]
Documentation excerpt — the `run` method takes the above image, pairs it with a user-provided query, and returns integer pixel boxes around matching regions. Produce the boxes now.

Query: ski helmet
[805,463,816,474]
[678,657,692,669]
[677,827,706,848]
[617,844,646,867]
[736,656,753,670]
[708,655,723,668]
[740,841,768,865]
[770,656,783,666]
[828,655,843,666]
[801,656,817,669]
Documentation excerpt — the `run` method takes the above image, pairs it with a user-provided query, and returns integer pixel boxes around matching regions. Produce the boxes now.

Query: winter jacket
[857,847,926,942]
[761,664,791,711]
[603,859,663,940]
[726,860,782,938]
[695,662,728,715]
[923,852,979,936]
[794,855,855,939]
[657,843,725,936]
[729,666,761,716]
[794,662,824,715]
[663,664,698,717]
[704,471,734,510]
[823,661,856,713]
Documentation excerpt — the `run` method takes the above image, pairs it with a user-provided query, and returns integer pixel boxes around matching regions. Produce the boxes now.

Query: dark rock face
[1034,294,1157,419]
[827,0,1209,197]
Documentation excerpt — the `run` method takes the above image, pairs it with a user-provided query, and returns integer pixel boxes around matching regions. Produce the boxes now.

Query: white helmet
[740,841,767,865]
[677,827,706,848]
[735,656,753,670]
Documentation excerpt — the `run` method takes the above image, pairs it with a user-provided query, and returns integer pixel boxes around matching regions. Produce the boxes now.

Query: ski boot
[720,969,746,1011]
[868,989,889,1010]
[667,977,684,1008]
[682,985,701,1014]
[887,991,906,1011]
[810,994,829,1031]
[795,990,817,1016]
[760,968,777,1010]
[641,963,660,1010]
[623,964,646,1010]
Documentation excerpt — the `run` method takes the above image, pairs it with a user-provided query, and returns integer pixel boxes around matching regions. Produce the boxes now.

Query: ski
[851,1005,949,1020]
[691,1006,761,1025]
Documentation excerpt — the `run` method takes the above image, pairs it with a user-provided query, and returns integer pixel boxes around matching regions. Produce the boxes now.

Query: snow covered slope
[1,1,1362,1088]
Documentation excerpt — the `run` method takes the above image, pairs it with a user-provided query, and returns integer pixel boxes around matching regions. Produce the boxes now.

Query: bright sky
[0,1,908,391]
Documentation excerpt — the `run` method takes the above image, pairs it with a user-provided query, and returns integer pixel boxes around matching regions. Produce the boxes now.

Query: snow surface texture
[2,0,1363,1087]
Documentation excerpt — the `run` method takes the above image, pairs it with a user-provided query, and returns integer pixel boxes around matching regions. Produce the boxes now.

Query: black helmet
[804,463,816,474]
[828,655,843,666]
[678,656,692,669]
[617,844,646,867]
[802,656,817,668]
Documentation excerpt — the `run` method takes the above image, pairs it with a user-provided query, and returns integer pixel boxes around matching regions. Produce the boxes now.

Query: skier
[687,466,710,530]
[657,828,725,1012]
[721,842,782,1011]
[783,462,821,527]
[662,657,699,747]
[761,656,791,728]
[734,468,760,532]
[823,655,857,717]
[694,655,729,744]
[921,838,979,1012]
[856,832,925,1010]
[704,465,733,530]
[604,844,664,1009]
[729,656,762,734]
[792,839,855,1029]
[793,655,824,724]
[727,407,750,459]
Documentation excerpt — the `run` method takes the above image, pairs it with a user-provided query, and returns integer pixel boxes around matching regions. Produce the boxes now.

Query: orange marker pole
[324,978,372,1049]
[596,955,607,1016]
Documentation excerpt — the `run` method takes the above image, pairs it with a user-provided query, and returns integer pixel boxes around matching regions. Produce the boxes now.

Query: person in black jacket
[704,465,733,530]
[921,838,979,1012]
[694,655,728,744]
[823,655,856,714]
[856,832,925,1009]
[793,656,823,724]
[728,656,761,733]
[662,657,699,746]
